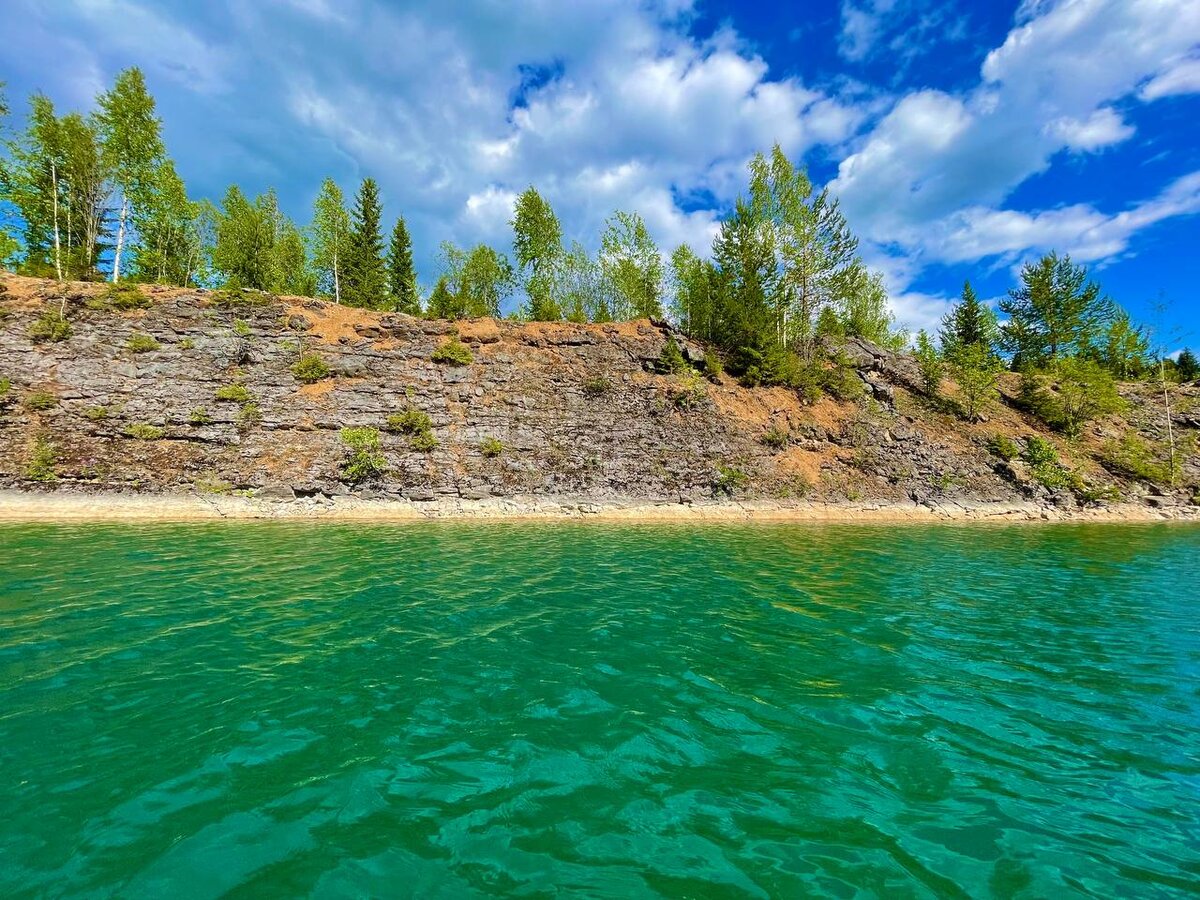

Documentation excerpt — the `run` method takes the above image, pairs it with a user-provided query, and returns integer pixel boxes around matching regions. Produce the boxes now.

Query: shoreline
[0,490,1194,524]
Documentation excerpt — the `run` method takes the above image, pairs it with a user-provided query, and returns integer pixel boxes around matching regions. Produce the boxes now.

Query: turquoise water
[1,523,1198,898]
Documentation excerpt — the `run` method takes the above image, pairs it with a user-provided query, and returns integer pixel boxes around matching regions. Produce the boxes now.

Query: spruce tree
[387,216,418,313]
[999,252,1113,367]
[940,280,998,357]
[1176,348,1198,382]
[344,177,386,308]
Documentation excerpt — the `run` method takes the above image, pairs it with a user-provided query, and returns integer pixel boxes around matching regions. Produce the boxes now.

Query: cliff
[1,273,1197,518]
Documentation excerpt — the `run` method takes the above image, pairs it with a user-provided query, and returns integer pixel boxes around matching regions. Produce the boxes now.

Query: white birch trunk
[111,195,128,283]
[51,162,63,281]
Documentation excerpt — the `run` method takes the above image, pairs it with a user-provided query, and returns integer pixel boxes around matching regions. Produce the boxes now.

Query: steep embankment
[0,273,1197,520]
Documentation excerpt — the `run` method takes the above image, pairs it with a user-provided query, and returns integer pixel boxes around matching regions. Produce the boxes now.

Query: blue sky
[1,0,1198,344]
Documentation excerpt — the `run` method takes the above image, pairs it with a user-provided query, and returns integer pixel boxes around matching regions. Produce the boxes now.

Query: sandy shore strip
[0,490,1195,524]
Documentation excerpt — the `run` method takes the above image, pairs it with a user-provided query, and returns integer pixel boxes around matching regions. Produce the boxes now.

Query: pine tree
[93,67,164,282]
[387,216,418,313]
[940,280,998,357]
[1175,348,1198,382]
[343,177,386,308]
[1000,252,1113,367]
[427,276,455,319]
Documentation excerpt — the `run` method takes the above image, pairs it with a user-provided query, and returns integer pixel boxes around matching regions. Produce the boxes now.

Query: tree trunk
[333,249,340,304]
[51,162,63,281]
[1161,358,1177,484]
[111,195,128,283]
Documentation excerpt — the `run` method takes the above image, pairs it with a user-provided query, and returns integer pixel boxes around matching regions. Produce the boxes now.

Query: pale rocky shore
[1,489,1195,524]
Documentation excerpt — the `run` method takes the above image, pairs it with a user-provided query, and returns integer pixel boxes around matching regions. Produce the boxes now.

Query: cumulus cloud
[1140,56,1200,101]
[1044,108,1134,152]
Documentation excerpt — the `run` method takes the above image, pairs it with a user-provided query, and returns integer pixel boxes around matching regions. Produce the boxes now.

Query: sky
[1,0,1198,345]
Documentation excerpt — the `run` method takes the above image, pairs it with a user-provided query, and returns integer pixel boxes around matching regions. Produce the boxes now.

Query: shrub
[102,283,150,310]
[583,376,611,397]
[340,426,386,483]
[126,333,160,353]
[480,437,503,458]
[211,287,273,307]
[232,319,252,337]
[386,408,432,434]
[291,353,331,383]
[986,433,1020,461]
[669,371,708,410]
[410,431,439,452]
[28,311,71,343]
[431,338,473,365]
[24,438,57,482]
[23,390,57,411]
[1022,436,1079,491]
[914,330,944,396]
[84,405,110,421]
[702,353,724,383]
[193,476,232,495]
[189,406,212,425]
[178,338,195,350]
[237,402,261,429]
[948,344,1002,422]
[0,377,10,400]
[657,335,687,374]
[1099,432,1176,484]
[821,364,864,402]
[215,384,252,403]
[761,425,789,450]
[124,423,164,440]
[1024,358,1124,437]
[712,464,749,497]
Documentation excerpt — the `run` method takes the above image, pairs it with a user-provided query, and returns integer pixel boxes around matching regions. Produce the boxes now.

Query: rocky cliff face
[1,274,1197,513]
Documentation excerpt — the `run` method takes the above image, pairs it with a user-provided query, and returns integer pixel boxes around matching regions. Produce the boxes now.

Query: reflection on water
[1,522,1198,897]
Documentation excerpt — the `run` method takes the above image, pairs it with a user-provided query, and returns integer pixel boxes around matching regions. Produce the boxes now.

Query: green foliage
[712,464,749,497]
[24,437,57,482]
[84,405,110,421]
[1021,436,1077,491]
[431,337,473,365]
[939,281,998,358]
[761,425,789,449]
[835,264,906,349]
[387,216,418,313]
[340,426,386,483]
[600,210,663,320]
[123,423,164,440]
[343,177,387,308]
[385,408,432,434]
[986,433,1020,461]
[291,353,330,383]
[948,342,1003,422]
[188,406,212,425]
[212,187,309,294]
[214,383,252,403]
[236,402,261,429]
[914,329,944,396]
[178,338,194,350]
[438,241,513,318]
[1176,348,1198,382]
[821,362,864,402]
[583,376,611,397]
[125,332,160,353]
[1000,252,1113,368]
[409,430,438,452]
[310,178,350,303]
[670,244,717,340]
[0,377,10,400]
[669,371,708,410]
[511,186,563,320]
[231,318,251,337]
[1096,308,1149,380]
[193,475,232,494]
[210,286,274,308]
[28,310,70,342]
[101,282,150,309]
[1024,358,1124,436]
[656,335,687,374]
[1099,432,1178,485]
[480,437,503,458]
[23,389,57,411]
[702,353,724,383]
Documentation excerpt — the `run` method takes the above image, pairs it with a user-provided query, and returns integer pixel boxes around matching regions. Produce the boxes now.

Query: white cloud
[1045,107,1133,152]
[1140,56,1200,101]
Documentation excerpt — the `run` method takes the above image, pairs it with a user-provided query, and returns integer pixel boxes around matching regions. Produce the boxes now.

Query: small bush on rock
[126,333,160,353]
[189,407,212,425]
[386,409,432,434]
[583,376,611,397]
[215,384,252,403]
[84,405,110,421]
[669,371,708,410]
[24,390,57,411]
[431,338,474,365]
[656,335,687,374]
[24,438,57,482]
[986,433,1020,461]
[410,431,438,452]
[340,427,387,483]
[28,311,71,343]
[237,402,261,429]
[712,464,749,497]
[761,425,790,450]
[1099,432,1177,485]
[291,353,331,383]
[124,423,164,440]
[480,437,503,457]
[101,283,150,310]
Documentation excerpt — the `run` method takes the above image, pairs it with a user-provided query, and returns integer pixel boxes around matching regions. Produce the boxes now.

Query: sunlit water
[1,522,1198,898]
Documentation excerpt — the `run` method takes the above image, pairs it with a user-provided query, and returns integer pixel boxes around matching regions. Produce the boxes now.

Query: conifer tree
[93,67,164,282]
[427,276,455,319]
[1000,252,1113,367]
[939,280,998,357]
[511,186,563,320]
[1177,348,1198,382]
[343,177,386,308]
[387,215,418,313]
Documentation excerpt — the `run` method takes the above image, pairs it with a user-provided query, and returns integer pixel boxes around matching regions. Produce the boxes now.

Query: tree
[1096,308,1149,380]
[387,215,418,313]
[271,214,313,295]
[310,178,349,303]
[1000,252,1113,367]
[914,330,944,397]
[440,241,512,318]
[949,342,1003,422]
[133,159,197,286]
[599,210,663,320]
[836,263,904,349]
[212,185,275,289]
[343,177,386,308]
[1177,348,1198,382]
[558,242,612,323]
[426,275,455,319]
[940,280,997,357]
[710,198,779,378]
[670,244,719,341]
[511,186,563,320]
[2,94,66,277]
[748,144,860,361]
[94,67,164,282]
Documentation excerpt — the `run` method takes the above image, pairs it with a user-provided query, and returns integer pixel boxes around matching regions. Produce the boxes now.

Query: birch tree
[310,178,349,302]
[599,210,663,320]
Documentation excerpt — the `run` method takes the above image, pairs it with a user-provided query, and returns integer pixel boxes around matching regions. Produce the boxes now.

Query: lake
[1,522,1197,897]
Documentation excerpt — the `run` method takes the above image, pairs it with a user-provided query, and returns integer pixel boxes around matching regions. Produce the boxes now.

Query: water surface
[1,522,1198,897]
